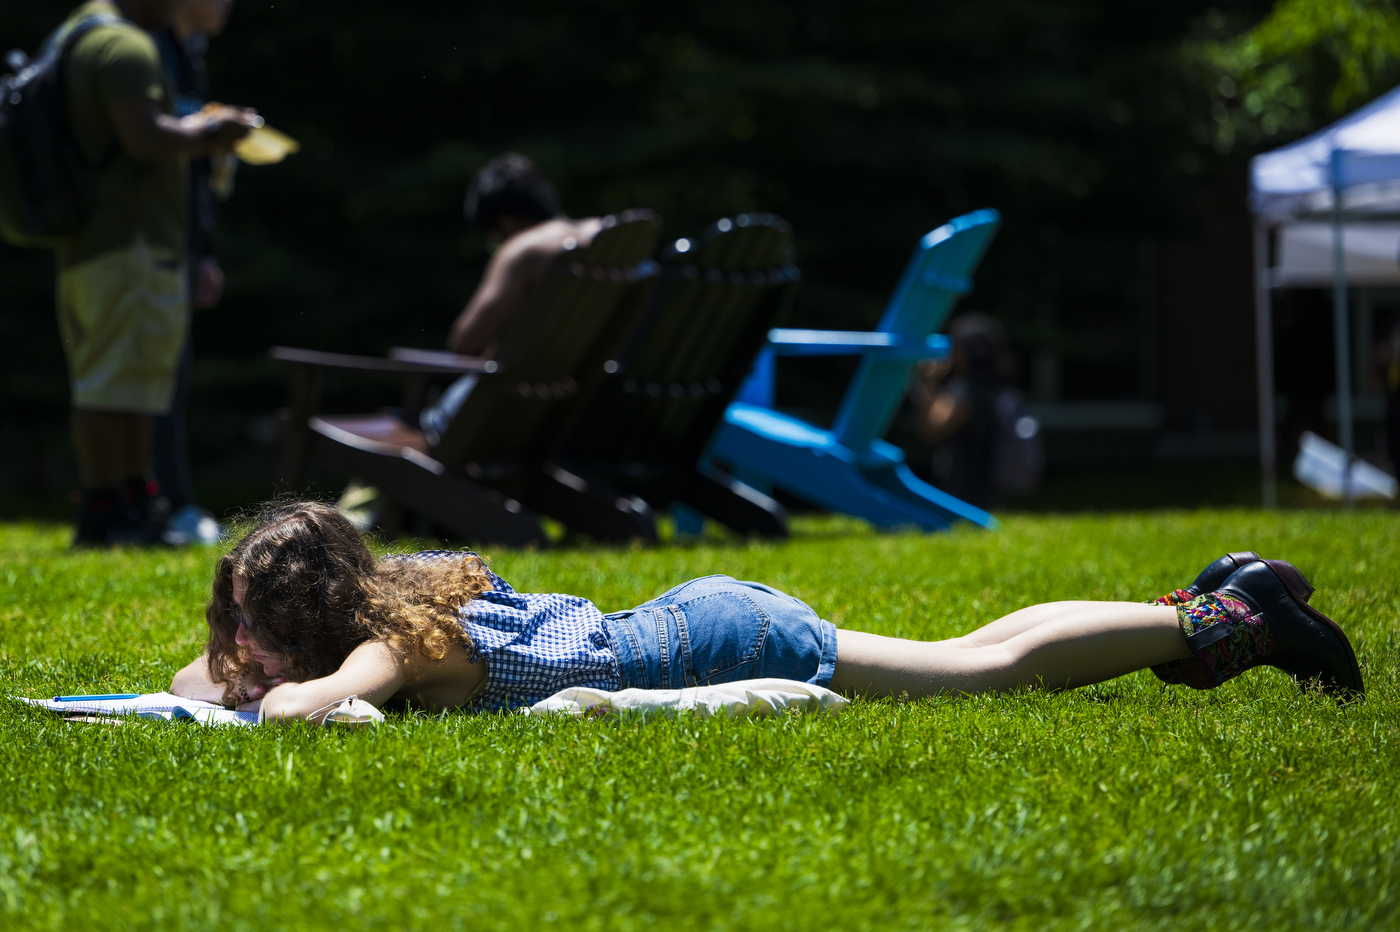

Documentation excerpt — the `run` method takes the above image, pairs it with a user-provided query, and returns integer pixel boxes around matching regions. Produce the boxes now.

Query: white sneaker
[165,505,225,546]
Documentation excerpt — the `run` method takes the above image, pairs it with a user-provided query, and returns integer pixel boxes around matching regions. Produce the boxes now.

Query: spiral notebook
[13,692,259,726]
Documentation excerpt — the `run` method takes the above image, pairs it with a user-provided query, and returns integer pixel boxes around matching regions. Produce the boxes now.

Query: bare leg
[831,602,1189,698]
[71,408,152,487]
[943,601,1090,647]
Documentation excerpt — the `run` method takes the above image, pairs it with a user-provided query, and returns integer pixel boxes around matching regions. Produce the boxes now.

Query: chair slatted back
[830,209,1001,452]
[434,210,662,467]
[566,213,799,469]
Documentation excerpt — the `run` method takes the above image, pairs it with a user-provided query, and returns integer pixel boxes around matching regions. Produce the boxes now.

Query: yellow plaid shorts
[56,239,189,414]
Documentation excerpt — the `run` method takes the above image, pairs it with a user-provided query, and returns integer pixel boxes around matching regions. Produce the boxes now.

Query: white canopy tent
[1274,222,1400,286]
[1249,84,1400,504]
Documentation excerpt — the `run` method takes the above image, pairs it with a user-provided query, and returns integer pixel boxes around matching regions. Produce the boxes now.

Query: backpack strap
[37,12,128,61]
[46,12,134,171]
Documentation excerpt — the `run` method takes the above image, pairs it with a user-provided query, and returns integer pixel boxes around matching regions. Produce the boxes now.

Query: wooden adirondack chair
[271,210,663,546]
[706,209,1002,531]
[554,213,800,537]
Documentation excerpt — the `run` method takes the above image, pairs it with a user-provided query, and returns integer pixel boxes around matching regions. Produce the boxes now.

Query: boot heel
[1265,560,1315,604]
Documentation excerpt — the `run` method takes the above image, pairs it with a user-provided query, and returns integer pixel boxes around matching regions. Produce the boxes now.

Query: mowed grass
[1,511,1398,932]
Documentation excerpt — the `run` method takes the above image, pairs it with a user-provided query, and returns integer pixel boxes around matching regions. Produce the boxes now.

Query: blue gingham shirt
[395,551,620,712]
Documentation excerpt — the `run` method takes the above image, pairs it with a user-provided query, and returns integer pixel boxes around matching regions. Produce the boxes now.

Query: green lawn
[1,511,1397,931]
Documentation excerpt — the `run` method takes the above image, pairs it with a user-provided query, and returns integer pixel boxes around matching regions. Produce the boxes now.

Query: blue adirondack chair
[705,209,1001,531]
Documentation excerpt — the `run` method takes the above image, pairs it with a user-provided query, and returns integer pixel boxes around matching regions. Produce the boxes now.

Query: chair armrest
[387,347,502,373]
[765,329,951,360]
[268,346,497,375]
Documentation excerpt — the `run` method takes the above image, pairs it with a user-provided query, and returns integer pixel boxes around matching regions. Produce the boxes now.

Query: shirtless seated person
[420,153,604,444]
[420,151,607,442]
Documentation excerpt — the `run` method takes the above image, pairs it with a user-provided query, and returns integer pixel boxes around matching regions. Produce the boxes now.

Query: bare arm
[910,361,971,443]
[446,240,549,355]
[169,654,230,704]
[919,390,971,443]
[170,653,284,705]
[243,637,484,724]
[245,641,411,724]
[908,361,943,413]
[108,96,255,161]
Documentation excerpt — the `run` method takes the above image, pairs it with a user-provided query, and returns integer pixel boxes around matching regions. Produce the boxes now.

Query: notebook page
[22,692,227,716]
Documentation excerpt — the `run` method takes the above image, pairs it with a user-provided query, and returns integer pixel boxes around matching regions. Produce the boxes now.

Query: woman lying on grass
[170,502,1365,720]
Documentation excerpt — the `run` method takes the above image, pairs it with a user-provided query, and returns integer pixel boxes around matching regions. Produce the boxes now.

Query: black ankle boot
[74,488,120,546]
[1210,562,1363,698]
[1148,552,1261,688]
[1148,553,1319,688]
[107,478,170,546]
[1163,563,1364,700]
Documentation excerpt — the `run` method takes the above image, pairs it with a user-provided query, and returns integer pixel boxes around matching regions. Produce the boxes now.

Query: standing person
[51,0,255,546]
[152,0,238,545]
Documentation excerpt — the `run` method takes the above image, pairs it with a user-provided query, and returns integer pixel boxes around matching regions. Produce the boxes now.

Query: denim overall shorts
[600,575,839,689]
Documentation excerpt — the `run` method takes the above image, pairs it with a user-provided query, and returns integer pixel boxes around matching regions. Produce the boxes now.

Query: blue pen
[53,694,141,701]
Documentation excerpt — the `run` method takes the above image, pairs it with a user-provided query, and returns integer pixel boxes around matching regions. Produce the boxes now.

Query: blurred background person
[1370,319,1400,478]
[53,0,255,546]
[908,313,1041,510]
[151,0,236,545]
[420,152,605,446]
[444,152,599,357]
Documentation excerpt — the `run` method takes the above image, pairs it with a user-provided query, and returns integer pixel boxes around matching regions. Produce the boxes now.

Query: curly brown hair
[205,501,494,705]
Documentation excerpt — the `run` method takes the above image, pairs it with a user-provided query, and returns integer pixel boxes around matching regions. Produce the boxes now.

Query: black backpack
[0,12,123,249]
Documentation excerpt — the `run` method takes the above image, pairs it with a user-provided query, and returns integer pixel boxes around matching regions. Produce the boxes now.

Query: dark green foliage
[1195,0,1400,153]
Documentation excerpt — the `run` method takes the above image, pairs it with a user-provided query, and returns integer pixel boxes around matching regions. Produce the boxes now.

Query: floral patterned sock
[1146,590,1213,688]
[1169,591,1275,688]
[1152,588,1196,607]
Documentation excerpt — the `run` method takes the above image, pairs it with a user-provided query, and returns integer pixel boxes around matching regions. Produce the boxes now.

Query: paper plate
[234,125,301,165]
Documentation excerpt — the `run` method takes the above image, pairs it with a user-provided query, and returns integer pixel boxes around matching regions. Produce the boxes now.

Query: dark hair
[463,152,561,232]
[948,312,1014,381]
[205,501,493,703]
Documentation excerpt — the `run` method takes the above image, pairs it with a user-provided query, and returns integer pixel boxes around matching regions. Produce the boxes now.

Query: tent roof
[1251,84,1400,222]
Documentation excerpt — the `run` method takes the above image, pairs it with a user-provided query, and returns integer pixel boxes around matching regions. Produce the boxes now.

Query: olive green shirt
[56,1,187,269]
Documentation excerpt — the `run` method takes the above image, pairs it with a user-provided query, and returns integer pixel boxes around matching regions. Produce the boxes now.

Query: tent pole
[1330,151,1355,505]
[1253,221,1277,508]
